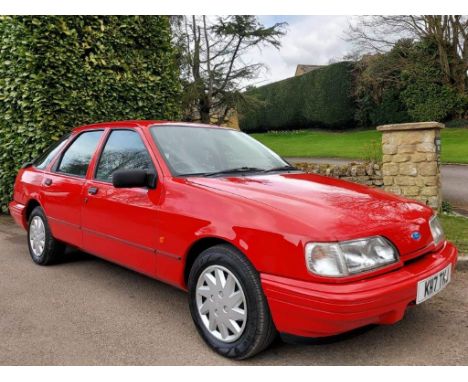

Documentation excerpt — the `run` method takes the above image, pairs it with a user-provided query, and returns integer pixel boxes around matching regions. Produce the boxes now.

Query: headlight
[429,215,445,245]
[305,236,398,277]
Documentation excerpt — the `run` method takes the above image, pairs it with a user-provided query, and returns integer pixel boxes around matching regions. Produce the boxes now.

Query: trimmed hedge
[239,62,356,132]
[0,16,181,211]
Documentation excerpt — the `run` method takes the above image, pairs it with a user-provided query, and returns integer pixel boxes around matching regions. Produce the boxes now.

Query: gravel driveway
[1,215,467,365]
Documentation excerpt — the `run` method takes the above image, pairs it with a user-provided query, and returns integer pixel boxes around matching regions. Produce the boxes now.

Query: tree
[173,16,286,124]
[353,38,466,126]
[347,15,468,94]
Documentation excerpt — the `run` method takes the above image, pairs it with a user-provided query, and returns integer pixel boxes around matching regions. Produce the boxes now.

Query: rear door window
[34,134,70,170]
[56,131,103,177]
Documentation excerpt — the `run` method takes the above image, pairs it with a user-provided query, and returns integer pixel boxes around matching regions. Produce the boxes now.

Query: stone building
[294,64,324,77]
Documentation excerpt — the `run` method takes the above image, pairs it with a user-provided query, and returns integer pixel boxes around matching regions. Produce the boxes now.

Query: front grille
[402,243,436,265]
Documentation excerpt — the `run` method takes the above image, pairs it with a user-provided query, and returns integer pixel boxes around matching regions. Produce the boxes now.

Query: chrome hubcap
[29,216,46,257]
[196,265,247,343]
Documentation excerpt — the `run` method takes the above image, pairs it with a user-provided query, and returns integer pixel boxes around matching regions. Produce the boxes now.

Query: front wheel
[188,244,277,359]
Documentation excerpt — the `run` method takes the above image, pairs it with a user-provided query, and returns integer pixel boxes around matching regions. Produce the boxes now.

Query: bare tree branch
[347,15,468,93]
[174,15,286,123]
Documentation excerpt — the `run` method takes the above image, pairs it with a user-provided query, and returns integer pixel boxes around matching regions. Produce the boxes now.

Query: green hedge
[0,16,181,212]
[239,62,356,132]
[354,39,468,127]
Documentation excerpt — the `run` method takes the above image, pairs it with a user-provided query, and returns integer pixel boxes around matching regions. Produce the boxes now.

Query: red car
[9,121,457,359]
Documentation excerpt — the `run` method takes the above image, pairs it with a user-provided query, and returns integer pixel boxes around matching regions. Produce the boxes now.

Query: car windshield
[150,125,292,177]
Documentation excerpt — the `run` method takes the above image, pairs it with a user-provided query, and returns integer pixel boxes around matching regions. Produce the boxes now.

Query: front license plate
[416,265,451,304]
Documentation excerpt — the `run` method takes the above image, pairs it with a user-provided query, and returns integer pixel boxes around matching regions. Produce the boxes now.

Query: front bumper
[261,241,458,338]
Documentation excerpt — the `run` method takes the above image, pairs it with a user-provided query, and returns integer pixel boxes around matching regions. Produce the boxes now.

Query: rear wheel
[188,244,277,359]
[27,206,65,265]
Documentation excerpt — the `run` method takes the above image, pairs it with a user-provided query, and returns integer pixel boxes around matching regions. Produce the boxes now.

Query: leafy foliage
[239,62,356,132]
[369,89,410,125]
[348,16,468,96]
[402,82,465,121]
[0,16,181,211]
[354,38,467,126]
[442,200,453,214]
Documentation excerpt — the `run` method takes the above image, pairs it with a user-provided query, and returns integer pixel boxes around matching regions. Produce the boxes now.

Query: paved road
[287,158,468,216]
[1,215,467,365]
[441,165,468,215]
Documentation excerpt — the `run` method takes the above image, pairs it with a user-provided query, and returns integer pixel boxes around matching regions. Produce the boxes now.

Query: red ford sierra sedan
[9,121,457,359]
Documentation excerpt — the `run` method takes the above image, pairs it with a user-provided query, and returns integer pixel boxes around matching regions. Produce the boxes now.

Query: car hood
[189,172,434,255]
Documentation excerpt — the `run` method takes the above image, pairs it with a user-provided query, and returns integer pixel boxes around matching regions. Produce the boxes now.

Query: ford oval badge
[411,231,421,241]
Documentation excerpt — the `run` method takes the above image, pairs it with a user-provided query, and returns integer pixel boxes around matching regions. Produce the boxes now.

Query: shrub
[353,38,467,127]
[368,88,410,126]
[239,62,356,132]
[402,82,465,121]
[352,42,412,127]
[442,200,453,214]
[0,16,181,211]
[445,119,468,128]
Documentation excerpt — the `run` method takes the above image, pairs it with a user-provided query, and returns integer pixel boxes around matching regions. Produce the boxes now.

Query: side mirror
[112,169,157,189]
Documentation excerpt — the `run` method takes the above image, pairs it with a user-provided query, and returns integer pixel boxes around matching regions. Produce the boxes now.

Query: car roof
[72,120,230,133]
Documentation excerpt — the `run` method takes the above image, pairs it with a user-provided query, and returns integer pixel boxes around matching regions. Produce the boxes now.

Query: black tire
[188,244,277,359]
[27,206,66,265]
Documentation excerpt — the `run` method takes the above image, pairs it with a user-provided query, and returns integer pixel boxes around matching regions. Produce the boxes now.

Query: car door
[41,130,104,247]
[80,128,161,278]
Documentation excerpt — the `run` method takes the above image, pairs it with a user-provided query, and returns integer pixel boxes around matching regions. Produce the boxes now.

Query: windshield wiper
[203,167,266,177]
[179,165,298,178]
[262,165,298,173]
[179,167,265,178]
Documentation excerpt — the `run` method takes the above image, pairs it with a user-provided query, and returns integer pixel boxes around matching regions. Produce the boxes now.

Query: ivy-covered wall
[238,62,356,132]
[0,16,182,211]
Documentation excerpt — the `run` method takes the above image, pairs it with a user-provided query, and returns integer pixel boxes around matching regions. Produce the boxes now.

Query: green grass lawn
[251,127,468,164]
[440,214,468,253]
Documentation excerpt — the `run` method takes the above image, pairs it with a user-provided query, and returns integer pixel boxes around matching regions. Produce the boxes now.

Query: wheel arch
[24,199,42,223]
[183,237,239,287]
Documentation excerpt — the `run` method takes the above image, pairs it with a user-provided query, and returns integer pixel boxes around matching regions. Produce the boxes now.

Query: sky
[243,15,354,87]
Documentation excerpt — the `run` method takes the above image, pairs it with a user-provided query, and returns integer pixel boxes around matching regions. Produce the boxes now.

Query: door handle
[44,178,52,186]
[88,186,98,195]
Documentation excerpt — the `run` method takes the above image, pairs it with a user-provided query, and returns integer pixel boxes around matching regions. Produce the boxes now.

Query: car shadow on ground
[52,247,382,346]
[58,247,95,264]
[50,248,404,357]
[279,325,378,346]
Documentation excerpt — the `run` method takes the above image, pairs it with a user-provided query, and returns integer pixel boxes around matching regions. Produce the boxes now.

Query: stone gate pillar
[377,122,444,210]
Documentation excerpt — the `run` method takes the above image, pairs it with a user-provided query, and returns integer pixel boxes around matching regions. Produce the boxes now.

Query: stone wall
[377,122,443,209]
[291,122,443,210]
[294,162,383,187]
